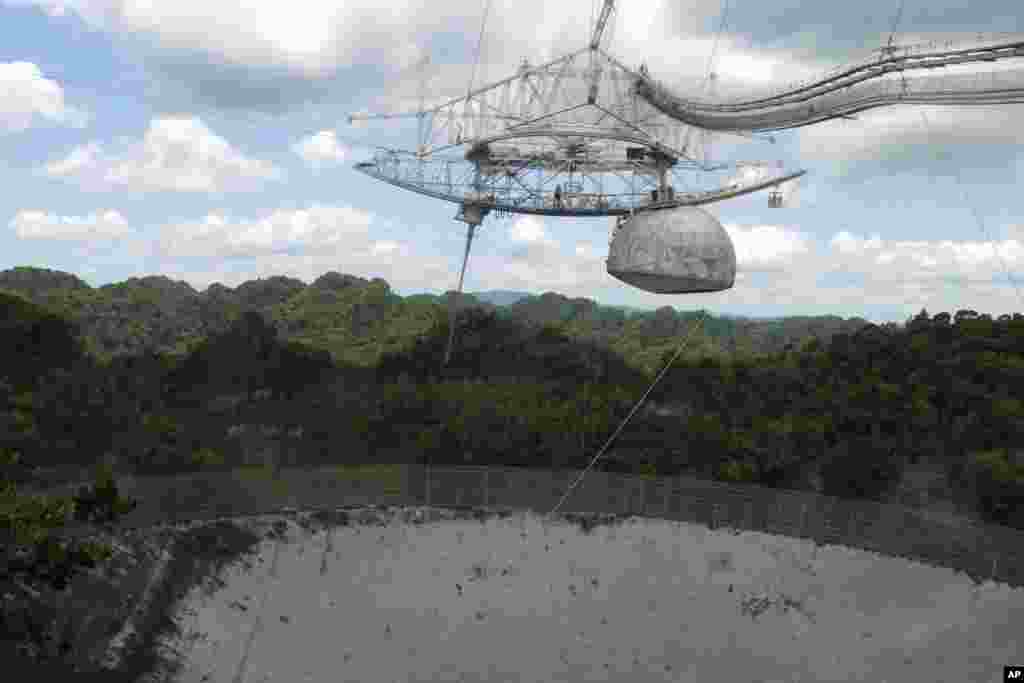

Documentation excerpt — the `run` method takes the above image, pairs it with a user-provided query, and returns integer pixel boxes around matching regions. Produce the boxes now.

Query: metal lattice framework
[351,4,1024,220]
[350,10,806,220]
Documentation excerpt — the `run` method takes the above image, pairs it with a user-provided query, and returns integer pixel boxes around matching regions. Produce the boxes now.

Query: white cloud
[5,0,707,90]
[292,130,349,169]
[147,204,456,294]
[508,215,556,246]
[16,0,465,76]
[827,230,1024,282]
[0,62,88,132]
[830,230,883,255]
[726,223,812,271]
[44,141,103,176]
[705,226,1024,319]
[43,117,281,192]
[372,240,400,254]
[10,209,132,240]
[799,105,1024,164]
[157,205,373,258]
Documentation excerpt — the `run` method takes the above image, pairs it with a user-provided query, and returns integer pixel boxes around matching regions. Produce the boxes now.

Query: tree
[820,437,903,501]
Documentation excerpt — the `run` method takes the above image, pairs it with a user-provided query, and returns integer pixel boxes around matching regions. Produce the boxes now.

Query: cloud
[43,117,281,192]
[508,215,555,246]
[10,209,132,240]
[830,230,883,255]
[5,0,711,114]
[292,130,349,169]
[0,61,88,132]
[18,0,471,76]
[726,223,812,271]
[799,105,1024,165]
[826,229,1024,283]
[146,203,456,293]
[156,205,374,258]
[704,225,1024,319]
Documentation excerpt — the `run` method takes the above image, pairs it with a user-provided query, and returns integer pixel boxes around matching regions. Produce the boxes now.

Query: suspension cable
[917,109,1024,310]
[547,312,708,518]
[886,0,907,51]
[807,105,1021,317]
[704,0,733,89]
[465,0,494,103]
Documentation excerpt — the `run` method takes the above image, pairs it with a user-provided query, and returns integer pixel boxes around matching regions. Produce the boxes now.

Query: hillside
[0,266,872,372]
[2,285,1024,676]
[469,290,532,306]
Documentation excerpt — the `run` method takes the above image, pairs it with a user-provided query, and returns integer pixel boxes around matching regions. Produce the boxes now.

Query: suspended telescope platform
[347,0,1024,301]
[353,151,806,218]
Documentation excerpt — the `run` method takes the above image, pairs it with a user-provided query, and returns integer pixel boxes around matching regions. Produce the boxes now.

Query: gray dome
[606,206,736,294]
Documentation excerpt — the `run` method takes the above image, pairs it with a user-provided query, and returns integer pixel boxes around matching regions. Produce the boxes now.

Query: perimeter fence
[43,462,1024,587]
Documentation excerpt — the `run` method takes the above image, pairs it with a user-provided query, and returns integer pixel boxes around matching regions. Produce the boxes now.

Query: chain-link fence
[46,462,1024,587]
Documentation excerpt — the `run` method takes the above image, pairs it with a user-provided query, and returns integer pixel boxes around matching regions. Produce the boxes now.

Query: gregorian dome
[606,206,736,294]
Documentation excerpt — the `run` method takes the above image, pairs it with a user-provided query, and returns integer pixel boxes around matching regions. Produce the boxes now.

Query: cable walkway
[630,34,1024,132]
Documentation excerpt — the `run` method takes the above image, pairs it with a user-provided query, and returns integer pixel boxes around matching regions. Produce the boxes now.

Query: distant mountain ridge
[469,290,532,307]
[0,266,874,369]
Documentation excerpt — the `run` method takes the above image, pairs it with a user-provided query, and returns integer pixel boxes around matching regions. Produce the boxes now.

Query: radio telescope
[348,0,1024,311]
[349,0,805,299]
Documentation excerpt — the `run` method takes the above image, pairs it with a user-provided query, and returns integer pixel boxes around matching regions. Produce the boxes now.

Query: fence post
[483,468,490,508]
[638,475,647,516]
[800,500,808,537]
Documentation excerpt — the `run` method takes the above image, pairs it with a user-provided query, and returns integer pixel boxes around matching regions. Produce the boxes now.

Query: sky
[1,0,1023,323]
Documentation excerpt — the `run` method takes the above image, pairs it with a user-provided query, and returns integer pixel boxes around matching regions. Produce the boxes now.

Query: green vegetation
[2,455,136,596]
[969,449,1024,528]
[5,271,1024,673]
[2,268,1023,537]
[717,459,758,483]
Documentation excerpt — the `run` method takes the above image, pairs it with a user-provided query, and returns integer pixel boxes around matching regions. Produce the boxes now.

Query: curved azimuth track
[636,33,1024,132]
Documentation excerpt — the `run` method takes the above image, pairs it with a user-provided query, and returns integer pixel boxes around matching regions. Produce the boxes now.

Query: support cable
[443,222,478,367]
[443,0,492,371]
[917,109,1023,309]
[699,0,731,171]
[807,103,1021,315]
[885,0,906,51]
[465,0,494,109]
[547,312,707,517]
[886,0,908,95]
[703,0,732,89]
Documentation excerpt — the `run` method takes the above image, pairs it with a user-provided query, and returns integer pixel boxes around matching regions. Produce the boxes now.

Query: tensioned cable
[465,0,494,103]
[917,109,1024,309]
[786,99,1021,317]
[442,0,494,369]
[886,0,907,51]
[698,0,733,173]
[703,0,733,89]
[547,311,708,517]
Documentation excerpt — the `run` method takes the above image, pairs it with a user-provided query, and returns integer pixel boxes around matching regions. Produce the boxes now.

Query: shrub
[638,463,658,480]
[189,447,226,467]
[969,449,1024,528]
[142,412,181,437]
[71,462,137,524]
[1,472,122,592]
[820,438,903,501]
[717,460,758,483]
